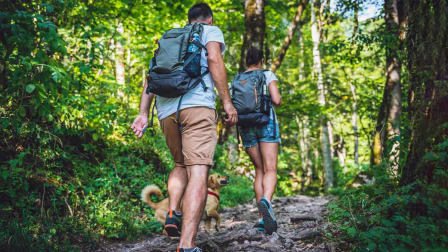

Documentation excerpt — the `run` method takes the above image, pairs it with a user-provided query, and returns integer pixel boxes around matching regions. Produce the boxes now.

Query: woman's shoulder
[264,70,278,83]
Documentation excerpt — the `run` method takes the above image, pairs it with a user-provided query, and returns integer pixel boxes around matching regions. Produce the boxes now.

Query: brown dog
[141,174,229,232]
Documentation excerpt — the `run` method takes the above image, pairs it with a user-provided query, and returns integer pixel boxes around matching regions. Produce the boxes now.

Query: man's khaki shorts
[160,106,218,167]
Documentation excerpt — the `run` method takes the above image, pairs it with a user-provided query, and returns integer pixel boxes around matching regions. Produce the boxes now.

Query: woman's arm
[269,80,282,106]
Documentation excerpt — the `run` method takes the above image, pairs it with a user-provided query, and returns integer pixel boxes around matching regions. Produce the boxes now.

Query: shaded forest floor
[97,195,333,252]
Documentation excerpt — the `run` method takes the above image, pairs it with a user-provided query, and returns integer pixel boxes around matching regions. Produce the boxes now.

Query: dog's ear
[208,175,215,188]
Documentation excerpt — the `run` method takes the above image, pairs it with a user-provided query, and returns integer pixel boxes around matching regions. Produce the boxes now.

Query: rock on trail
[97,195,332,252]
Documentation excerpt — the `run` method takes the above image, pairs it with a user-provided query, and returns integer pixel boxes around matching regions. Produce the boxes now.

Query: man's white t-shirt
[155,24,226,120]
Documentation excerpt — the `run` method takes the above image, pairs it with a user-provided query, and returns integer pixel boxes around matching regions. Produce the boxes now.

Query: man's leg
[168,165,188,211]
[160,114,186,236]
[178,164,209,248]
[259,142,279,201]
[177,107,217,248]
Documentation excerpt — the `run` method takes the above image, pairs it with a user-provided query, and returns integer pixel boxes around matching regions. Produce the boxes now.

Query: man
[131,3,237,252]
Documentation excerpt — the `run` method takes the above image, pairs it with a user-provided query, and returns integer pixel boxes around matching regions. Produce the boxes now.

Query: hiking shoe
[164,210,182,237]
[177,247,202,252]
[258,197,278,234]
[253,218,265,231]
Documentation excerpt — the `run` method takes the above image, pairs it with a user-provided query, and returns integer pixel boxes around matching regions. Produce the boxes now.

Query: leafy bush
[328,159,448,251]
[0,130,171,250]
[219,174,255,208]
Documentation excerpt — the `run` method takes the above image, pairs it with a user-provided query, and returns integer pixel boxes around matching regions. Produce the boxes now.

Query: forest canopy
[1,0,447,250]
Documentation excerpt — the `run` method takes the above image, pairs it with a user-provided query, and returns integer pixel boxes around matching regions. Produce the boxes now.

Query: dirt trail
[97,195,333,252]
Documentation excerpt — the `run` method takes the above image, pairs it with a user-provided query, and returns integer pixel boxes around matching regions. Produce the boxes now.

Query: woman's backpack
[230,69,272,127]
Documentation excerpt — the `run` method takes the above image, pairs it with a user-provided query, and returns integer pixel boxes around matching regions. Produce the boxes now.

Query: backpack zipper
[178,34,185,62]
[254,83,258,105]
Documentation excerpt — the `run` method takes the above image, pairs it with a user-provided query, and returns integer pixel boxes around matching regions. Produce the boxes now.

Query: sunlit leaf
[25,84,36,93]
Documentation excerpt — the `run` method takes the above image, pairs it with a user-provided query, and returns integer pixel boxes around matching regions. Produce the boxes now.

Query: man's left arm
[206,41,237,126]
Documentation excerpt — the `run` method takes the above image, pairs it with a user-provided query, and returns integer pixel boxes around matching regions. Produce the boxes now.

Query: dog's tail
[141,184,162,209]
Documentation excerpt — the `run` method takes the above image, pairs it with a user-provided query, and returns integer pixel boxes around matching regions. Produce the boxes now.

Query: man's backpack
[230,69,272,127]
[146,22,209,129]
[146,22,208,97]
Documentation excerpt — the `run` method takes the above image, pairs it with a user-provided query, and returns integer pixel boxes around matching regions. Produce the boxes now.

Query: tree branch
[270,0,308,73]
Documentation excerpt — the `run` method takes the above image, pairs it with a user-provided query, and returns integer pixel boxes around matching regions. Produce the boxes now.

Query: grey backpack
[146,22,208,97]
[230,70,272,127]
[146,23,209,129]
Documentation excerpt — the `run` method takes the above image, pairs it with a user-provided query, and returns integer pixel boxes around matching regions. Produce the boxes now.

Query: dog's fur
[141,174,229,232]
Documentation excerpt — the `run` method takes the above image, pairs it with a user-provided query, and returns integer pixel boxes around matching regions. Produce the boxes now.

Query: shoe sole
[258,202,277,235]
[164,224,180,237]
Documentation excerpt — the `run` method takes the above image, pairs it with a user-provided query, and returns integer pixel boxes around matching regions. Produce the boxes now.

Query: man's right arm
[131,79,154,138]
[138,79,154,117]
[206,41,237,126]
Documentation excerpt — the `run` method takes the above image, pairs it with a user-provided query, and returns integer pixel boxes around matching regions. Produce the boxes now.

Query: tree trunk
[328,120,335,160]
[335,134,346,168]
[352,0,359,36]
[270,0,308,73]
[311,0,333,190]
[226,0,267,164]
[296,115,306,188]
[401,0,448,185]
[227,126,239,164]
[303,117,314,186]
[350,82,359,165]
[239,0,266,72]
[370,0,406,173]
[296,31,313,189]
[298,28,305,81]
[297,115,313,188]
[115,23,125,98]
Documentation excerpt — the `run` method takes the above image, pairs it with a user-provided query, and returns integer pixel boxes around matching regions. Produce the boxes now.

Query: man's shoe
[177,247,202,252]
[164,210,182,237]
[257,197,278,234]
[253,218,265,231]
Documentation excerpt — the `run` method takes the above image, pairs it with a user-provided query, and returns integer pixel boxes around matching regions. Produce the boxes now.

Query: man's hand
[131,114,148,138]
[223,101,238,126]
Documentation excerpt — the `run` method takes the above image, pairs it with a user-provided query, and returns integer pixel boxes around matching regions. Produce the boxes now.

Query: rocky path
[98,195,333,252]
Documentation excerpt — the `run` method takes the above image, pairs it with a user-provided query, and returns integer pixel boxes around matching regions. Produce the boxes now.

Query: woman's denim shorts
[238,115,280,148]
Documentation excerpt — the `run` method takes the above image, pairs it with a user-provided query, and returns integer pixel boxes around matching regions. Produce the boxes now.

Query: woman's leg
[245,145,264,218]
[259,142,279,201]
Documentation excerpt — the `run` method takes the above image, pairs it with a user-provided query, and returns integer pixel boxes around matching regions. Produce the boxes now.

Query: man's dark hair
[246,46,264,67]
[188,3,213,23]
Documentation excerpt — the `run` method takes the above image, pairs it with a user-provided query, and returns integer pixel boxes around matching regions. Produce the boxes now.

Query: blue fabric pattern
[238,110,280,148]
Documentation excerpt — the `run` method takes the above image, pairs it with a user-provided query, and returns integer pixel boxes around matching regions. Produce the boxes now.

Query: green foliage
[0,130,170,250]
[219,174,255,208]
[328,165,448,251]
[0,0,259,249]
[2,0,440,250]
[213,144,257,208]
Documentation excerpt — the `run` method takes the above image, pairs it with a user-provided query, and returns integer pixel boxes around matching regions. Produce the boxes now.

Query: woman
[238,46,281,234]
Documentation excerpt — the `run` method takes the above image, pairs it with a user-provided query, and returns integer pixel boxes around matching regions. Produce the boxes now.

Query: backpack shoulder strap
[230,72,242,94]
[188,23,208,53]
[253,69,267,85]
